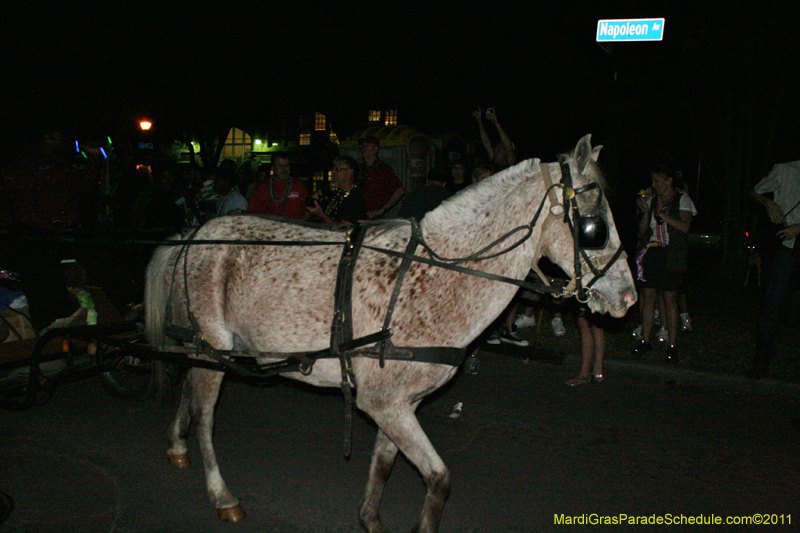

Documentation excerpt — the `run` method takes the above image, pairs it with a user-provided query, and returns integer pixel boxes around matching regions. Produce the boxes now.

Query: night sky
[3,1,799,194]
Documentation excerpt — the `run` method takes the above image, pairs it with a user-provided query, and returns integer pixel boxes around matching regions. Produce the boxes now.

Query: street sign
[596,18,665,42]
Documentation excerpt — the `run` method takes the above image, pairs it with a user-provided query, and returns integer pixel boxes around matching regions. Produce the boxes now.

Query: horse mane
[421,158,541,232]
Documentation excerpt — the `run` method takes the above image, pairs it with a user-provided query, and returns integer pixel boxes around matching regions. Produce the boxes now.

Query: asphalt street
[0,346,797,533]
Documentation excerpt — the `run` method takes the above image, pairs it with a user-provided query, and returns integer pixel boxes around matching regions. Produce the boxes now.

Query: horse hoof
[217,504,246,522]
[167,454,190,469]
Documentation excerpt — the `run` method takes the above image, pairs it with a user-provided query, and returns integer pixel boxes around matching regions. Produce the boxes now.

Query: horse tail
[144,244,177,346]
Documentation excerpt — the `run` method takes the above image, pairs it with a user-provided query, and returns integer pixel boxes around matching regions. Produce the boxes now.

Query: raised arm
[487,108,516,165]
[473,107,494,161]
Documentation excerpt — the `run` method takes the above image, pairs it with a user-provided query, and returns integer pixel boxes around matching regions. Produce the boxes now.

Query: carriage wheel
[99,349,152,398]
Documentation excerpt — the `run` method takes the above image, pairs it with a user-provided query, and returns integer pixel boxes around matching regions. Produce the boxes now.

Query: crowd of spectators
[6,109,798,385]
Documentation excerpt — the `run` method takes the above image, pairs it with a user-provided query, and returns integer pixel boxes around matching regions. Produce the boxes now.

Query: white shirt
[754,160,800,249]
[217,189,249,216]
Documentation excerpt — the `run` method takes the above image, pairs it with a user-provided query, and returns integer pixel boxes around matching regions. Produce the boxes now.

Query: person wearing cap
[357,136,405,218]
[247,151,309,219]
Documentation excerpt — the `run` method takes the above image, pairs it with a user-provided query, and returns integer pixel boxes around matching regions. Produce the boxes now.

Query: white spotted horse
[144,135,636,532]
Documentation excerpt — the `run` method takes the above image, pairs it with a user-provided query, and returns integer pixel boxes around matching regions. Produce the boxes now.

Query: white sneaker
[680,313,693,332]
[632,324,642,340]
[551,317,566,337]
[514,314,537,329]
[656,326,668,343]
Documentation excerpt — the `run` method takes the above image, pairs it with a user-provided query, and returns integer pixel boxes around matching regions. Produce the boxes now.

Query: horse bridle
[539,160,627,304]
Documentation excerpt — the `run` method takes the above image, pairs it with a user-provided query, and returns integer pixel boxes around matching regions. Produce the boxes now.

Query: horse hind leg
[359,428,399,533]
[170,367,246,522]
[365,404,451,533]
[166,377,193,468]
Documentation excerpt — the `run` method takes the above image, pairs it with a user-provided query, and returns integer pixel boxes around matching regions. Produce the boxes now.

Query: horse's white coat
[145,135,636,533]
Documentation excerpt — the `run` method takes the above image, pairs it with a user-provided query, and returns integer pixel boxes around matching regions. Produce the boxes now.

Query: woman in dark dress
[307,155,367,226]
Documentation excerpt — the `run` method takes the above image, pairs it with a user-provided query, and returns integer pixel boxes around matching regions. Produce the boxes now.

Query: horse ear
[575,134,601,174]
[591,145,603,162]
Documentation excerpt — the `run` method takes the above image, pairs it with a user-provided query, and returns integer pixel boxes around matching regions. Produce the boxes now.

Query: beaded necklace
[636,188,679,282]
[269,177,292,204]
[654,189,678,246]
[325,187,354,217]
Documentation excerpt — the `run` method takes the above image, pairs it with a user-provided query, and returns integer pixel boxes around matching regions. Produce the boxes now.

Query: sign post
[596,18,665,42]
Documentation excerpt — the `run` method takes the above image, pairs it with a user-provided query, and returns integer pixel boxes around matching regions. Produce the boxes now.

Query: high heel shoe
[631,341,652,357]
[566,375,592,386]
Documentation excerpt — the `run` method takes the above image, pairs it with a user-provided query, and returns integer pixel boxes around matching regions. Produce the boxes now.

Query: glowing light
[139,120,152,131]
[75,140,80,153]
[99,147,108,159]
[255,139,262,145]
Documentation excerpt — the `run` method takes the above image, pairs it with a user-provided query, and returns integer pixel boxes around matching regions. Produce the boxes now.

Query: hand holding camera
[636,189,651,214]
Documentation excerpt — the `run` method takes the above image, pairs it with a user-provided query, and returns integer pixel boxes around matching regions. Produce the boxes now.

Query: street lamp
[139,120,152,131]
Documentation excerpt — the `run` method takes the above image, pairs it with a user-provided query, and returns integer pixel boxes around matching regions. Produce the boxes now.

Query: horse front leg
[359,428,399,533]
[368,404,451,533]
[175,367,245,522]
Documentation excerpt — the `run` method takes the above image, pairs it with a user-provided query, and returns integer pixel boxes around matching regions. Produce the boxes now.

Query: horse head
[537,134,637,317]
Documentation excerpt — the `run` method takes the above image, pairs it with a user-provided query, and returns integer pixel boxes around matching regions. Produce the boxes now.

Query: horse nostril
[623,292,635,307]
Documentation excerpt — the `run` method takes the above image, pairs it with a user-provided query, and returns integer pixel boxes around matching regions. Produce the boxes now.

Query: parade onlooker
[473,109,528,344]
[566,308,606,386]
[473,106,516,171]
[471,163,493,184]
[306,156,366,226]
[247,152,308,219]
[214,170,248,216]
[446,162,470,195]
[749,158,800,378]
[631,163,697,363]
[398,168,452,221]
[358,136,405,218]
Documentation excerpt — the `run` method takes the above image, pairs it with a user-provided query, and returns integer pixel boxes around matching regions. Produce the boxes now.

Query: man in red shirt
[247,151,308,219]
[358,136,405,218]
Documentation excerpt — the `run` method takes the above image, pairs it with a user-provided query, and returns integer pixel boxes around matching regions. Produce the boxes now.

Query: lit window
[313,170,325,181]
[299,133,311,146]
[315,113,326,131]
[329,131,339,144]
[368,110,381,122]
[385,110,397,126]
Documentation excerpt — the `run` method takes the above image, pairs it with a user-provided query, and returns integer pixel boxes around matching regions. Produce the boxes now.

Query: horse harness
[159,161,626,454]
